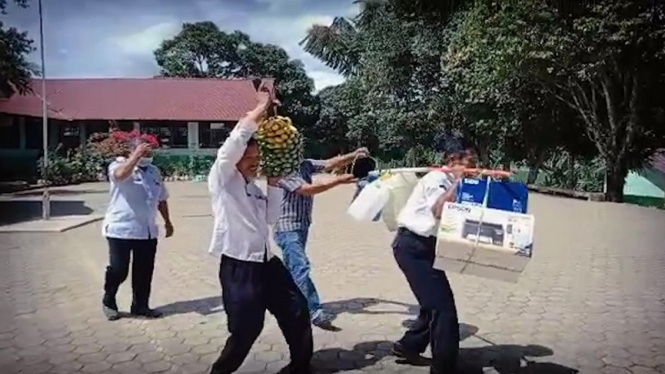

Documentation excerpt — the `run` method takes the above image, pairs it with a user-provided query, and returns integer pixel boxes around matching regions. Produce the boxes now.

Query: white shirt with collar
[207,120,284,262]
[397,170,456,238]
[102,157,169,240]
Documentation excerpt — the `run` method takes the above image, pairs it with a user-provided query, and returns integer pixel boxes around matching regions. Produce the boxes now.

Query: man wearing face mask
[101,136,174,321]
[207,86,313,374]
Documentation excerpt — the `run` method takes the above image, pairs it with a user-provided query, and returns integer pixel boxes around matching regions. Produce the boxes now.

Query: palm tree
[300,16,361,77]
[300,0,473,78]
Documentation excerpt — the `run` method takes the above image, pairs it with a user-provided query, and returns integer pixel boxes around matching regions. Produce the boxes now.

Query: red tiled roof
[0,78,274,121]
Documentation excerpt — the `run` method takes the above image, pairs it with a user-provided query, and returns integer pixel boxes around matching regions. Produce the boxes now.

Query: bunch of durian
[255,116,303,177]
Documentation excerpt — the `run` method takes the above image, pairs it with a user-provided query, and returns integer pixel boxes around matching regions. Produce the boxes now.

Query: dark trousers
[211,255,313,374]
[392,228,460,373]
[104,238,158,310]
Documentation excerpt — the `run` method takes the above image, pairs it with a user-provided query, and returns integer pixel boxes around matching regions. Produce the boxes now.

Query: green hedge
[152,154,215,177]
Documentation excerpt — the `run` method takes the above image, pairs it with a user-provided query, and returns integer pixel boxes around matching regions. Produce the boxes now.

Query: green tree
[0,0,35,97]
[302,1,446,164]
[306,84,351,158]
[440,4,596,179]
[304,0,665,199]
[154,22,319,131]
[447,0,665,201]
[547,0,665,202]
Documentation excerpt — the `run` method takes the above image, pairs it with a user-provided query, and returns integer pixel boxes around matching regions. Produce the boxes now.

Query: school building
[0,77,272,179]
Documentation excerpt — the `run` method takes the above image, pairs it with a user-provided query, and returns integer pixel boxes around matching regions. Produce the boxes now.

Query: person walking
[390,138,477,374]
[274,148,368,327]
[101,135,174,321]
[207,86,313,374]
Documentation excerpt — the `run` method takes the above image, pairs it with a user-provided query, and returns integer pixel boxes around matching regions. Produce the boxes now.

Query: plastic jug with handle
[347,175,391,221]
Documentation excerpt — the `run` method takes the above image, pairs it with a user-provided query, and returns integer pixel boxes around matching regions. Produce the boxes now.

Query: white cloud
[112,22,181,56]
[242,13,344,89]
[7,0,351,91]
[309,70,345,91]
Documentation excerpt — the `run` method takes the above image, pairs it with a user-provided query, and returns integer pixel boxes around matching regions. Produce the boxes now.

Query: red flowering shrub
[88,130,160,158]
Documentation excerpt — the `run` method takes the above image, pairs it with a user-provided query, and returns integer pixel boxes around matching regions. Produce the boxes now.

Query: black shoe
[102,294,120,321]
[312,310,335,327]
[391,342,432,366]
[130,306,163,319]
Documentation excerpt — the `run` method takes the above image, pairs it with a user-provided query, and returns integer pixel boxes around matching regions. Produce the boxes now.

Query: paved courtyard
[1,181,665,374]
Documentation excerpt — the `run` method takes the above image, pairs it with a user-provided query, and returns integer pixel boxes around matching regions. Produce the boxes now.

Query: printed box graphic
[435,202,535,283]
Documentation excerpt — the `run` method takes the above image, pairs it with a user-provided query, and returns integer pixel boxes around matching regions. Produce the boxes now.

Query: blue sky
[2,0,357,91]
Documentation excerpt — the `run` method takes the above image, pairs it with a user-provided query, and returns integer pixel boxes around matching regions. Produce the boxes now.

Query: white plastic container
[347,178,390,221]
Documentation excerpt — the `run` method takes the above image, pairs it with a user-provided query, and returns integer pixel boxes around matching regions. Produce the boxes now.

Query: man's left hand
[267,177,283,187]
[353,147,369,158]
[165,221,174,238]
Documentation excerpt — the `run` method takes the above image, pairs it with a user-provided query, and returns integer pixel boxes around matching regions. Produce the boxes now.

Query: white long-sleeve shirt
[397,170,455,237]
[207,120,283,262]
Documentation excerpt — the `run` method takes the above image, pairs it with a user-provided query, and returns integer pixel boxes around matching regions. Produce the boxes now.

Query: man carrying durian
[274,147,369,328]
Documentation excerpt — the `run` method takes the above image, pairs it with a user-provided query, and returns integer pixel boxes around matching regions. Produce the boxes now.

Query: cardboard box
[434,202,535,283]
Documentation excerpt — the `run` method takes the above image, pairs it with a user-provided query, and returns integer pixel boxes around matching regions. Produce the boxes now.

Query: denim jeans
[274,228,322,319]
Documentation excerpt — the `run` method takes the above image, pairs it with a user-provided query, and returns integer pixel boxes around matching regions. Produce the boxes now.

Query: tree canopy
[303,0,665,201]
[154,21,319,131]
[0,0,35,97]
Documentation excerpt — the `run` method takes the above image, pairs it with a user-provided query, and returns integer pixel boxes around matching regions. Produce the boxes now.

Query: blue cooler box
[456,178,529,213]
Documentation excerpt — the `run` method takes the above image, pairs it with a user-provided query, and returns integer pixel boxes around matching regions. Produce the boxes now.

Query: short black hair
[433,130,477,159]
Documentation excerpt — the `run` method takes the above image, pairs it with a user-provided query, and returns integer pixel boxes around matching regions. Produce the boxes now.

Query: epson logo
[450,204,472,213]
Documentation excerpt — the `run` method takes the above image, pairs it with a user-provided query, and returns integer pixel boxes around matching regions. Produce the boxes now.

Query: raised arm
[111,143,151,181]
[320,147,368,172]
[208,88,272,193]
[428,167,465,219]
[279,168,356,197]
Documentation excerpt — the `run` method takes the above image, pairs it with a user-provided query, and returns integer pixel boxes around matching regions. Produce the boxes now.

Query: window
[199,122,232,148]
[141,121,188,148]
[57,122,81,150]
[0,115,19,149]
[24,116,44,150]
[87,121,111,136]
[113,121,134,132]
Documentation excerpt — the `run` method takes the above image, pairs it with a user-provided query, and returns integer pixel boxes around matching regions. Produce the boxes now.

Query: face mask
[138,157,153,167]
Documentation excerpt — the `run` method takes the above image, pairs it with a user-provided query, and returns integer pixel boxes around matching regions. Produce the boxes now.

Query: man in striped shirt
[275,148,368,327]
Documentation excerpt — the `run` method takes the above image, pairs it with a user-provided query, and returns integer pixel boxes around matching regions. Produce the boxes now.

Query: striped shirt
[275,159,327,232]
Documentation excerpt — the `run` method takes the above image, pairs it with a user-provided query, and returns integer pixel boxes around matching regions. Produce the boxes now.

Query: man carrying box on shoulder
[390,137,478,374]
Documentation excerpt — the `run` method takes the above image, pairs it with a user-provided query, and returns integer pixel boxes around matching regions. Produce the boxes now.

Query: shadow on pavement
[311,340,393,373]
[322,297,419,316]
[157,295,223,317]
[458,343,578,374]
[310,339,577,374]
[318,297,419,332]
[0,200,94,225]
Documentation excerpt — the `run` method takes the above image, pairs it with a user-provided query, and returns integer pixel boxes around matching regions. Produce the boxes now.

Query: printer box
[435,202,535,283]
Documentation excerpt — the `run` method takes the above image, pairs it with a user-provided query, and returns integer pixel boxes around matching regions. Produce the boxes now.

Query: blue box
[456,178,529,213]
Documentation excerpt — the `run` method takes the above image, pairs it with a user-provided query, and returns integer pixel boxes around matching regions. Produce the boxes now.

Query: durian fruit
[255,116,303,177]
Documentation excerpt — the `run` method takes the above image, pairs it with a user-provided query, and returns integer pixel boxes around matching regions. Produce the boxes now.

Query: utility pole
[38,0,50,220]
